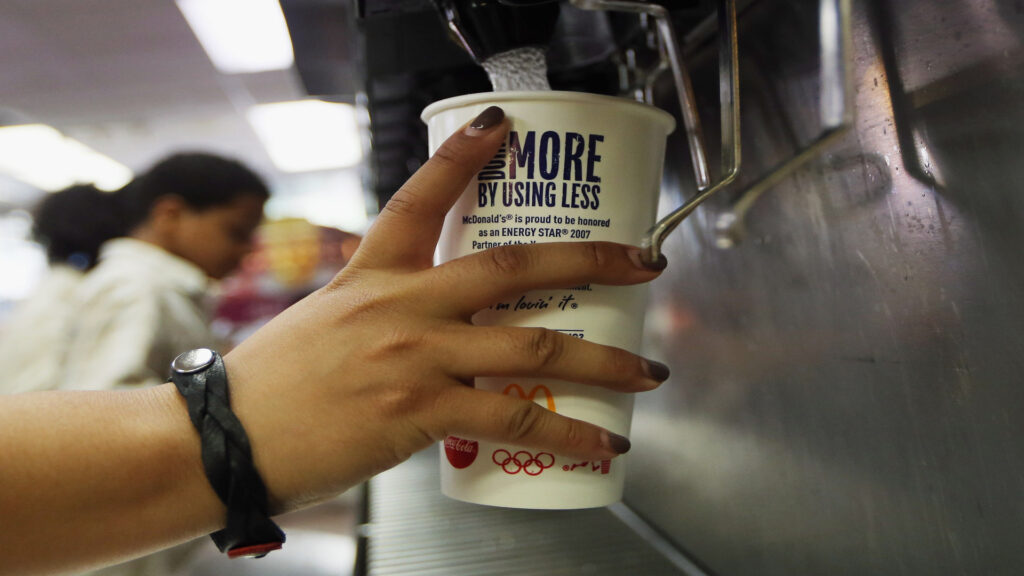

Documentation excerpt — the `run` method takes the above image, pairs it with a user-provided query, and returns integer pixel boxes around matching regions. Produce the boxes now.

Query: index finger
[352,106,509,271]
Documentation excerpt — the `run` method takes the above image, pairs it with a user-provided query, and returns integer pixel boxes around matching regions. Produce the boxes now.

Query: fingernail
[627,248,668,271]
[643,358,671,382]
[466,106,505,135]
[602,430,631,454]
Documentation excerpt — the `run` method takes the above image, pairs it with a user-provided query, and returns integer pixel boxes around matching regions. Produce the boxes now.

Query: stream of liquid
[481,47,552,92]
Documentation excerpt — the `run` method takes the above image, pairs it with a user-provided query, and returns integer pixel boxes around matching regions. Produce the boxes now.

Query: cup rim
[421,91,676,134]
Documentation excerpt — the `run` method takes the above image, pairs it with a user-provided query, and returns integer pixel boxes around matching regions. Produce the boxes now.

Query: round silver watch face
[172,348,216,374]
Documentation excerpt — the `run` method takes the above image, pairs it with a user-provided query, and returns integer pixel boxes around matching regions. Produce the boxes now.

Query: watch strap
[169,350,285,558]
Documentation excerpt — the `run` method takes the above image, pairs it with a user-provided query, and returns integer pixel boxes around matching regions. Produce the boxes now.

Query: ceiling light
[176,0,295,74]
[247,100,363,173]
[0,124,133,192]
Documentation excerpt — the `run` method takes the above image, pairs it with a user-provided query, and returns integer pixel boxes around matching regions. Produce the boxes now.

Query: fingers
[434,324,668,392]
[353,106,510,271]
[428,241,667,316]
[438,386,631,461]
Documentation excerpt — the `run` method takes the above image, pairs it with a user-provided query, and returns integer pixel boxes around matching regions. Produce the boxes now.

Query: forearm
[0,384,223,576]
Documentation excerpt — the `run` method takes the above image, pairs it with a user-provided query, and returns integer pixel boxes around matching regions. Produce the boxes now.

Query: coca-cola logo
[444,436,479,469]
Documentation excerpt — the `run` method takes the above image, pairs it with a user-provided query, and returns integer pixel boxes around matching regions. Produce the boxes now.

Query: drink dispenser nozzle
[432,0,561,64]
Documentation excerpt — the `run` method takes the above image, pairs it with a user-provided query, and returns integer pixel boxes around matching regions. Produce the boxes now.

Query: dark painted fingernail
[466,106,505,135]
[645,254,668,271]
[627,248,668,271]
[602,431,632,454]
[644,359,671,382]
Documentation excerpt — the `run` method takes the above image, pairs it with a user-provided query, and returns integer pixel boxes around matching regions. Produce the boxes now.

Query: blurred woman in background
[61,152,268,392]
[0,153,268,396]
[53,152,269,576]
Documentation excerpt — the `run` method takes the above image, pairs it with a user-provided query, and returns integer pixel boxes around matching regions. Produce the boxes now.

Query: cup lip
[421,91,676,134]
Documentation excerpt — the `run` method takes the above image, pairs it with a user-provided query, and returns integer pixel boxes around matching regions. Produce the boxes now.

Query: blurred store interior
[0,0,368,318]
[3,0,1024,575]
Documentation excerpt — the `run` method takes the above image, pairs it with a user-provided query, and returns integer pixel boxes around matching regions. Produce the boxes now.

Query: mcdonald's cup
[423,92,675,509]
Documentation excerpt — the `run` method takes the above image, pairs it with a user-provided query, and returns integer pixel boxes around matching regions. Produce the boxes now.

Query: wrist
[149,383,226,529]
[219,352,287,514]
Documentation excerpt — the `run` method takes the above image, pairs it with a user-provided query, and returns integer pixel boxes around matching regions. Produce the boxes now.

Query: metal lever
[570,0,741,264]
[714,0,853,249]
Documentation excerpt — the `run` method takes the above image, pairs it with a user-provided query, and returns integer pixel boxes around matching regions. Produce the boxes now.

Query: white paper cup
[423,91,675,509]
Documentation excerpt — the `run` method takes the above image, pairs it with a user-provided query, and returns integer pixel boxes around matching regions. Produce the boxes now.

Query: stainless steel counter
[364,451,699,575]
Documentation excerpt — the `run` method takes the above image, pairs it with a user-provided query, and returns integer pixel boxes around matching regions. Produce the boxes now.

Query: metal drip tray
[364,451,691,575]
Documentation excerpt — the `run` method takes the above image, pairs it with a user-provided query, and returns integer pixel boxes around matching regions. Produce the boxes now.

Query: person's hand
[224,106,669,512]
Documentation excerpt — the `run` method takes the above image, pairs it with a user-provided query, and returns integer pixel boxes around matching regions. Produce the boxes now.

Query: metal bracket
[570,0,741,264]
[714,0,854,249]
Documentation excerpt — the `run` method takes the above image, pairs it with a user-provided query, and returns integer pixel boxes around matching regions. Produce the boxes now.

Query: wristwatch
[170,348,286,558]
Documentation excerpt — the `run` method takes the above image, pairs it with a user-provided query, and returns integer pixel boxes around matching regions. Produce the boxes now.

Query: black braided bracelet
[169,349,285,559]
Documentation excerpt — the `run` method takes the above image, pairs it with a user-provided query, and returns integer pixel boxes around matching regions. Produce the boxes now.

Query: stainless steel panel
[365,451,696,575]
[627,0,1024,574]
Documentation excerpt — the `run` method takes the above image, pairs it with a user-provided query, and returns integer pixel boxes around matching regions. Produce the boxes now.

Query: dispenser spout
[432,0,561,64]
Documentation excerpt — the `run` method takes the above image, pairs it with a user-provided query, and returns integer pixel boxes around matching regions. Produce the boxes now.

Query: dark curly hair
[32,152,270,269]
[119,152,270,231]
[32,184,123,270]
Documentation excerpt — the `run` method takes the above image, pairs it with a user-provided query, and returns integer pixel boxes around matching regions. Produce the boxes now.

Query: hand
[224,106,668,512]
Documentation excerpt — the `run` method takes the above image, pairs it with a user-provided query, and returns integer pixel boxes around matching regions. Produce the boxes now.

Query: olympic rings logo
[492,449,555,476]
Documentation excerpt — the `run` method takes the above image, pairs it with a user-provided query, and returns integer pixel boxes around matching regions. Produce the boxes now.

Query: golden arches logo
[502,383,556,412]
